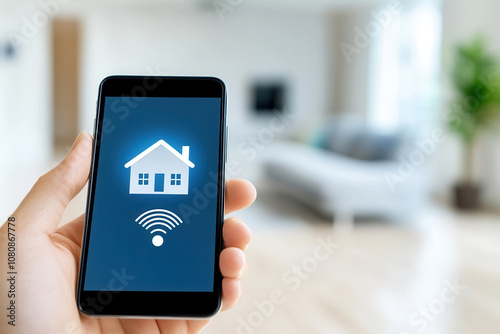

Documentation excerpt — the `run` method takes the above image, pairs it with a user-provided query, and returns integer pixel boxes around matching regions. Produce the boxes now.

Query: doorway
[155,174,165,192]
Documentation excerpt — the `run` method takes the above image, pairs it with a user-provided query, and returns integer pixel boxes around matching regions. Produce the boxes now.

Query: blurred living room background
[1,0,500,333]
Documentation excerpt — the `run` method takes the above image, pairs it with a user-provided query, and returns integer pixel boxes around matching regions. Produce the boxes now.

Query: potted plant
[449,38,500,210]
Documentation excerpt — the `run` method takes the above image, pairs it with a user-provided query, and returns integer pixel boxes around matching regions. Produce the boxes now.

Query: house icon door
[154,174,165,192]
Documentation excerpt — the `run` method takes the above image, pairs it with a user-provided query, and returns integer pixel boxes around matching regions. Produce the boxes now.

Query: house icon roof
[124,140,195,169]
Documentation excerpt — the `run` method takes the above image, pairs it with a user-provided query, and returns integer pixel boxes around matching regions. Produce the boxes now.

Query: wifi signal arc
[135,209,183,236]
[136,209,182,224]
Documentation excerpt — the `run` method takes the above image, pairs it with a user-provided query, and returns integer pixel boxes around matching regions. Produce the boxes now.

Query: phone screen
[83,93,223,293]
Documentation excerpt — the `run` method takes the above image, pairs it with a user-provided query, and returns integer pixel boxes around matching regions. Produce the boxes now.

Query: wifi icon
[135,209,184,247]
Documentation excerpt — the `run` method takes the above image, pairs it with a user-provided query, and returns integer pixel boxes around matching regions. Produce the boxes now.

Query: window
[171,174,181,186]
[367,2,442,132]
[138,173,149,185]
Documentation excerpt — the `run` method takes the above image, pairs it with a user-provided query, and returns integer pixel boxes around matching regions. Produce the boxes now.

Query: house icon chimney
[182,146,190,160]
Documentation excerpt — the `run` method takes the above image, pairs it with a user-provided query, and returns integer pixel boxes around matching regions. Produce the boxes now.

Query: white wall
[0,11,52,219]
[79,5,329,138]
[330,8,372,117]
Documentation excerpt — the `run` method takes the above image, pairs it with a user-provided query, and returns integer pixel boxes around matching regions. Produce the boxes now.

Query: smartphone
[77,76,227,318]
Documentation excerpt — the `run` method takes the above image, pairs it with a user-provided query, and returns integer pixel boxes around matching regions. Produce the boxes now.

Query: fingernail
[247,181,257,201]
[237,250,247,278]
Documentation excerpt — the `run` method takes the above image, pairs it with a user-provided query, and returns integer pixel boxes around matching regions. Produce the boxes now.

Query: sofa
[262,121,428,221]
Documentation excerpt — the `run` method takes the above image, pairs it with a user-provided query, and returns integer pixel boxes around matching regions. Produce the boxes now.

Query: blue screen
[84,97,222,292]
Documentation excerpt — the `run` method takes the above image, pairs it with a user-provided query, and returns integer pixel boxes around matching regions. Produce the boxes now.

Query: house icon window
[138,173,149,186]
[171,174,182,186]
[124,140,195,195]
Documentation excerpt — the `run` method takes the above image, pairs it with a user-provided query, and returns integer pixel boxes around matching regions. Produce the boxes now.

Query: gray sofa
[262,122,427,221]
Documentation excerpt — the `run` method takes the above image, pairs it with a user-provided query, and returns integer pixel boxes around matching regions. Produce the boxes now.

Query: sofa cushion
[320,121,401,161]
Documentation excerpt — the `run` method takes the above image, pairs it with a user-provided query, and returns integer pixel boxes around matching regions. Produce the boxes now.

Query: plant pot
[454,184,481,210]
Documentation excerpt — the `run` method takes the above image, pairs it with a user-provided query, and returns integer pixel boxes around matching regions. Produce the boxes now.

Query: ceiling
[0,0,384,16]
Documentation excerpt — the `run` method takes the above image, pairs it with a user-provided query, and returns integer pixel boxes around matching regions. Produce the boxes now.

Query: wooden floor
[205,195,500,334]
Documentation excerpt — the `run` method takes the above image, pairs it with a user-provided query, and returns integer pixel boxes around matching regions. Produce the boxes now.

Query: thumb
[14,132,93,236]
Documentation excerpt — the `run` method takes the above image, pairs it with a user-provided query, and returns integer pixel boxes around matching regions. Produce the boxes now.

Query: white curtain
[367,0,443,134]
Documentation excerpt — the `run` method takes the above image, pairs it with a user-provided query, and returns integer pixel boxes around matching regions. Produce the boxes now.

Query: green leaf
[448,36,500,143]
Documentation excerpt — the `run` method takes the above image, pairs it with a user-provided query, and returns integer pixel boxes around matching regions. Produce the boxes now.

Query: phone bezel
[77,76,227,318]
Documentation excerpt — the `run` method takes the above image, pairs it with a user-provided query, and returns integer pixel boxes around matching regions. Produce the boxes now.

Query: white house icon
[124,140,195,195]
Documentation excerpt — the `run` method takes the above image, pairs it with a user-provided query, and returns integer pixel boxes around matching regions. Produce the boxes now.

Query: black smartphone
[77,76,227,318]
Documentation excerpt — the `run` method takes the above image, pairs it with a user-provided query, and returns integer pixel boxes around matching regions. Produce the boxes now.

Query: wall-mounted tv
[251,80,287,115]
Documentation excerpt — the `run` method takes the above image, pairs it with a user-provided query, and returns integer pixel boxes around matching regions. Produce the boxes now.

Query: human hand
[0,132,256,334]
